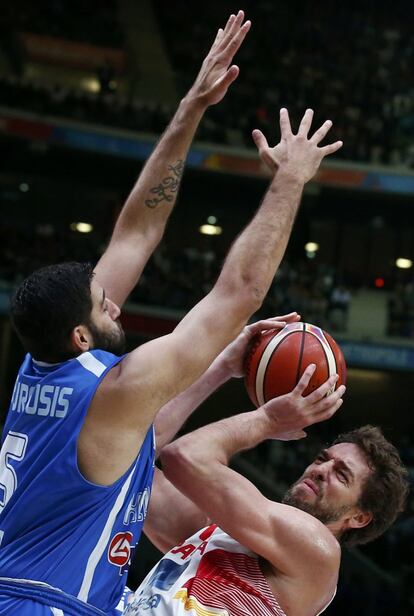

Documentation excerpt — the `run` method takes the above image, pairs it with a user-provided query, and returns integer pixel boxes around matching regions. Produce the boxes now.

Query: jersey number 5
[0,431,28,514]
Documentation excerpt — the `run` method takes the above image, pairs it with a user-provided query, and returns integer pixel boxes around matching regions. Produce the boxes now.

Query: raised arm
[161,369,345,589]
[154,313,300,452]
[81,110,342,485]
[94,11,251,307]
[114,109,343,413]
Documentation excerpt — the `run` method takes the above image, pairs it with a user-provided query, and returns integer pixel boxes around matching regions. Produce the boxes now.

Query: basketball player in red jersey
[125,359,408,616]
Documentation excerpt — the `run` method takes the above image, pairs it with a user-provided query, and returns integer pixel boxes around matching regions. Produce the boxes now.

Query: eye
[337,470,348,484]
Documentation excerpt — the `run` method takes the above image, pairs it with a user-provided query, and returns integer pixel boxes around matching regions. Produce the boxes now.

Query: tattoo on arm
[145,160,184,209]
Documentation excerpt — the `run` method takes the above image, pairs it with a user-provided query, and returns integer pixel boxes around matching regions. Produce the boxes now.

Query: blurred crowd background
[0,1,413,614]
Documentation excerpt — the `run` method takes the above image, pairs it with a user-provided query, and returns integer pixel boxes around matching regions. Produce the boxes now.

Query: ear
[70,325,92,353]
[346,509,373,531]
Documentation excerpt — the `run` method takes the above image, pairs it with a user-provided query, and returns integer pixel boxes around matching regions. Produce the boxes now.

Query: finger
[223,13,236,37]
[279,108,292,139]
[213,64,240,92]
[298,108,314,137]
[252,130,277,170]
[312,385,346,415]
[247,311,300,329]
[306,374,339,404]
[294,363,316,396]
[312,398,344,424]
[310,119,332,144]
[294,430,307,440]
[246,320,286,336]
[276,430,307,441]
[210,27,224,53]
[219,20,251,62]
[254,313,300,326]
[216,10,244,52]
[252,129,269,153]
[305,374,339,404]
[320,141,343,156]
[210,15,235,55]
[288,431,308,441]
[268,312,299,322]
[225,9,245,38]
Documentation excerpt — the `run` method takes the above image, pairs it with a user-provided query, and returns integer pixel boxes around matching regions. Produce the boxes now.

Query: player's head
[282,425,409,546]
[11,262,126,362]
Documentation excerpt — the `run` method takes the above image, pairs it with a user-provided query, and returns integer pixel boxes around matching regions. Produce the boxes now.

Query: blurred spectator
[329,284,351,332]
[0,2,413,166]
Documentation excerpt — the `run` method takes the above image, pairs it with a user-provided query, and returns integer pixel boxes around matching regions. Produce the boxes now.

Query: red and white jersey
[124,525,335,616]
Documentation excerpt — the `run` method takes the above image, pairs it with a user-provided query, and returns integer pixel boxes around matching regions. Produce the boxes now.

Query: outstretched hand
[217,312,301,379]
[262,364,346,441]
[252,108,343,183]
[188,10,251,108]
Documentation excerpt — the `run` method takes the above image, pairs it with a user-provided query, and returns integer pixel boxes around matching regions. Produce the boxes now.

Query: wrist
[179,93,207,121]
[207,353,233,385]
[226,409,273,452]
[271,168,305,190]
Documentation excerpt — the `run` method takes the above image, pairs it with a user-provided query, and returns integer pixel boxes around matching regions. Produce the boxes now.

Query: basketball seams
[247,323,344,407]
[324,335,343,380]
[295,323,307,386]
[303,328,337,394]
[255,331,301,406]
[317,330,338,379]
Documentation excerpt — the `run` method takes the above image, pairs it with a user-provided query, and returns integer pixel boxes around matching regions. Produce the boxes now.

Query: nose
[108,299,121,320]
[311,460,333,482]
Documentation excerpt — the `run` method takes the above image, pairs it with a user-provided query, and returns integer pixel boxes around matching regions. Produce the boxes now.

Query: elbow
[161,441,205,488]
[216,277,265,321]
[161,442,191,484]
[243,281,266,314]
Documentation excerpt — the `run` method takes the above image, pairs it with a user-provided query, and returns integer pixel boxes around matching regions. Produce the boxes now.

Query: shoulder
[77,350,124,374]
[268,503,341,575]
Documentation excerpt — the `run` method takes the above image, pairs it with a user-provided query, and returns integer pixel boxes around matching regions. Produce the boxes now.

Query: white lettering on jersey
[11,381,74,419]
[18,384,29,413]
[123,487,151,525]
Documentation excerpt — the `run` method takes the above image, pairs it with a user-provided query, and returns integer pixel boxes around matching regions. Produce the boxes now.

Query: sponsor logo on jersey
[124,593,161,614]
[108,531,133,568]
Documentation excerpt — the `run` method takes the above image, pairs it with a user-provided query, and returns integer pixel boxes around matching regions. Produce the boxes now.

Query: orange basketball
[244,322,346,407]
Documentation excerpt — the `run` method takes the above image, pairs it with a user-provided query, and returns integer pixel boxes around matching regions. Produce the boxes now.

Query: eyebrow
[320,449,355,482]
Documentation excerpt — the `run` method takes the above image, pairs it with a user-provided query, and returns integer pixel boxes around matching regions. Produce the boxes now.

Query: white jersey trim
[76,352,107,377]
[77,463,137,601]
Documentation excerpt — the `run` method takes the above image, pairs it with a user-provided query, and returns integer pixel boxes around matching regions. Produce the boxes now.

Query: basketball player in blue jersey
[0,10,344,616]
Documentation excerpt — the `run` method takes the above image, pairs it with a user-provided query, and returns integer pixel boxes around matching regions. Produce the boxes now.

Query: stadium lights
[199,224,222,236]
[19,182,29,192]
[304,242,319,252]
[207,215,217,224]
[305,241,319,260]
[70,222,93,233]
[396,257,412,269]
[80,77,101,93]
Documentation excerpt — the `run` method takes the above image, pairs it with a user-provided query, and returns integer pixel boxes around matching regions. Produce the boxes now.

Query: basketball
[244,322,346,407]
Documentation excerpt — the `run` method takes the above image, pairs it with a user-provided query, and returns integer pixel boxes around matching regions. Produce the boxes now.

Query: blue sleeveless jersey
[0,350,155,615]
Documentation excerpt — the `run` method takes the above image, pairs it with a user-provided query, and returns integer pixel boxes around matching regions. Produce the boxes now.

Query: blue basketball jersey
[0,350,155,615]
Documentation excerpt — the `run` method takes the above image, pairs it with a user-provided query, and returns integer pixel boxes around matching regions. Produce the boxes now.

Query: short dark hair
[332,425,409,546]
[11,262,95,361]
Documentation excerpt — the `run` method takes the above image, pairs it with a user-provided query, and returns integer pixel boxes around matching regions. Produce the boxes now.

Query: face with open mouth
[282,443,372,527]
